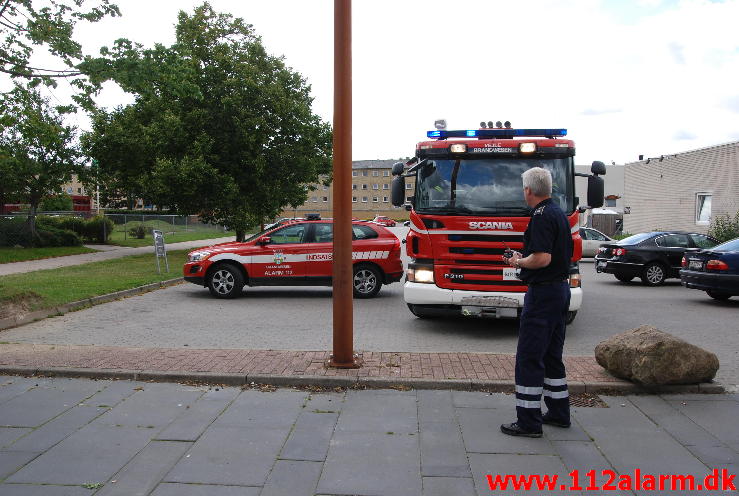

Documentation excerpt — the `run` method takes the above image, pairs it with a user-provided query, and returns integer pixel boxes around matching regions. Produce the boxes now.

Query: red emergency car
[372,216,396,227]
[184,216,403,299]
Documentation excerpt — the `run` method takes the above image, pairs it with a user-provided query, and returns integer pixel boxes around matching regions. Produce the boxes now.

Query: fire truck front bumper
[404,282,582,317]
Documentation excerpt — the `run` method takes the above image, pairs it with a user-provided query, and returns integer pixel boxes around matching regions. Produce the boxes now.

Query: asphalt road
[2,227,738,385]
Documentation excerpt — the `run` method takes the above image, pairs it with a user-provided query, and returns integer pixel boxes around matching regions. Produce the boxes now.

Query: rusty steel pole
[329,0,357,368]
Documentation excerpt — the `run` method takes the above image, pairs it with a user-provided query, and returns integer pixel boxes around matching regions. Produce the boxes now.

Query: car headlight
[188,252,209,262]
[407,265,435,283]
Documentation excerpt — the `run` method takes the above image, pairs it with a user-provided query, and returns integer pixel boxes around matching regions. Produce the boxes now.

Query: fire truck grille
[449,247,507,255]
[448,234,524,243]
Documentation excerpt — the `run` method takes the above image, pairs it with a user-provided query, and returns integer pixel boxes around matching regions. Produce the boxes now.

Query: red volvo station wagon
[184,216,403,299]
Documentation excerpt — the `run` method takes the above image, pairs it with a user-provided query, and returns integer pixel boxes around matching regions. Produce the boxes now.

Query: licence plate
[460,296,519,308]
[502,267,520,281]
[688,260,703,270]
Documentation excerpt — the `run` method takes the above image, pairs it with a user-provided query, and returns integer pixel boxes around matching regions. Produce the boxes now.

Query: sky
[19,0,739,165]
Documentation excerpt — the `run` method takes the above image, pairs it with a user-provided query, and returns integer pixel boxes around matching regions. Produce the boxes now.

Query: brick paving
[0,343,622,385]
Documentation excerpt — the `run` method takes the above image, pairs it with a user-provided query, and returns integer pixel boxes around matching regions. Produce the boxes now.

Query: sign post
[152,229,169,274]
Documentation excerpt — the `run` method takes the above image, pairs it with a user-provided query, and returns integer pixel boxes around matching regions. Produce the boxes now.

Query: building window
[362,184,368,190]
[696,193,712,224]
[372,196,379,202]
[372,184,379,190]
[605,198,616,207]
[323,185,328,190]
[406,196,413,203]
[383,196,389,202]
[352,171,358,177]
[362,196,368,202]
[312,196,318,202]
[383,170,390,176]
[372,170,379,177]
[352,184,357,190]
[352,196,357,202]
[322,196,328,202]
[405,183,412,190]
[362,171,368,176]
[382,184,389,190]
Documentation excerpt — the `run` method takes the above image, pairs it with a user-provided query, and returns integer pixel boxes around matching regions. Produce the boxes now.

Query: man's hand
[505,251,523,267]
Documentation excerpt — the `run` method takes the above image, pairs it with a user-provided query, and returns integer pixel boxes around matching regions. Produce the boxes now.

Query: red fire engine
[391,122,605,323]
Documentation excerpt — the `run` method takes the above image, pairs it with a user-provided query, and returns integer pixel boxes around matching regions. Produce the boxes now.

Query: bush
[128,224,147,239]
[708,211,739,243]
[0,218,81,247]
[84,215,114,243]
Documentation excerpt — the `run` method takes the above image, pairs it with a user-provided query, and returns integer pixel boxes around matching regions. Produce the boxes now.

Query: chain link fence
[105,214,230,245]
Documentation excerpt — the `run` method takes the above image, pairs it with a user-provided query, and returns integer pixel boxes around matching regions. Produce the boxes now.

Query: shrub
[708,211,739,243]
[128,224,147,239]
[56,216,86,236]
[84,215,114,243]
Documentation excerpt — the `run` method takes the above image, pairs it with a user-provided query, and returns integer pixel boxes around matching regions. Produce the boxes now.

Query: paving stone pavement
[0,375,736,496]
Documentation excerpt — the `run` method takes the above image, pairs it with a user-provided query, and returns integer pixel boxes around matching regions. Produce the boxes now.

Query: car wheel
[706,290,732,301]
[614,273,634,283]
[353,264,382,298]
[641,263,666,286]
[407,303,433,318]
[566,311,577,324]
[207,264,244,299]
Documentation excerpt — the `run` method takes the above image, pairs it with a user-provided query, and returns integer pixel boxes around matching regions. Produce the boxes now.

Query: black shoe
[500,422,542,438]
[542,415,571,428]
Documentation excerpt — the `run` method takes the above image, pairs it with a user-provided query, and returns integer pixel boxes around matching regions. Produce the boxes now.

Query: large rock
[594,325,719,385]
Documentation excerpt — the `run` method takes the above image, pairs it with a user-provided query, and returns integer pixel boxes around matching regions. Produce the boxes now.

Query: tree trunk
[236,229,246,242]
[24,204,39,246]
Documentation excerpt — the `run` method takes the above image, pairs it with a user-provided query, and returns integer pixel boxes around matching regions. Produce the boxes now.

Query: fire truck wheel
[407,303,432,318]
[207,264,244,299]
[565,311,577,325]
[353,264,382,298]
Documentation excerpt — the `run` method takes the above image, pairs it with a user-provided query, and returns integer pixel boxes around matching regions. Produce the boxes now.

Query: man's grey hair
[521,167,552,197]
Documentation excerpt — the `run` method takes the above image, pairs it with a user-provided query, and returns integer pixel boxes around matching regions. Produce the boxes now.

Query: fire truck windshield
[414,157,573,216]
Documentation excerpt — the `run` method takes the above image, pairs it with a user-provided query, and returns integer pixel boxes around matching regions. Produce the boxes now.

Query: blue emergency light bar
[427,129,567,139]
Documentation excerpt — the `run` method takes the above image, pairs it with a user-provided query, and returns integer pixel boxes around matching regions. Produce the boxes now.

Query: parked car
[372,216,396,227]
[595,231,719,286]
[680,237,739,300]
[579,227,613,257]
[183,216,403,299]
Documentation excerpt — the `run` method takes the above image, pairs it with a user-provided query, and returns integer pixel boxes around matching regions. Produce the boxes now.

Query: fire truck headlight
[450,144,467,154]
[408,266,435,283]
[519,142,537,154]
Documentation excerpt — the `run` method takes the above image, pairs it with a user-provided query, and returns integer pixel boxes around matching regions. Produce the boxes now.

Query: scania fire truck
[390,122,605,322]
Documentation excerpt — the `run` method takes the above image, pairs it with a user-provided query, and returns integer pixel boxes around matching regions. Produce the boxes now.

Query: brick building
[622,141,739,234]
[281,159,415,220]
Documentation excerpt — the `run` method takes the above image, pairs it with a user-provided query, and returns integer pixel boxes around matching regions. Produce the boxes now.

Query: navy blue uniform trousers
[515,281,571,431]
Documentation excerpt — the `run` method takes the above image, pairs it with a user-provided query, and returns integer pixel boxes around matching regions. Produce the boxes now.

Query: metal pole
[329,0,358,368]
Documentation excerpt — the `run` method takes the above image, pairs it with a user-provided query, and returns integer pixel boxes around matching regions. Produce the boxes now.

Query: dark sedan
[680,237,739,300]
[595,231,719,286]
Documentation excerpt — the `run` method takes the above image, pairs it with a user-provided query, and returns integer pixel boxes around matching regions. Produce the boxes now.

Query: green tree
[82,3,332,240]
[41,193,74,211]
[0,86,82,241]
[708,211,739,243]
[0,0,119,95]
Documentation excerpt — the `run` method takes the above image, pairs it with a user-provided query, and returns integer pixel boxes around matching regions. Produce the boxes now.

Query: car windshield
[244,227,273,242]
[617,232,654,245]
[714,238,739,251]
[414,157,574,216]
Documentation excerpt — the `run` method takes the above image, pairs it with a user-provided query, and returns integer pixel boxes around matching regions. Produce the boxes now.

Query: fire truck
[390,122,605,323]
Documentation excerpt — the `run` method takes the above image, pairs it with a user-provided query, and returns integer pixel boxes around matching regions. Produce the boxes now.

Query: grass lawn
[0,246,98,264]
[107,228,235,247]
[0,249,189,312]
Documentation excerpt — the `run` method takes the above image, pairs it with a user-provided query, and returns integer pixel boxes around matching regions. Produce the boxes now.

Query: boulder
[594,325,719,385]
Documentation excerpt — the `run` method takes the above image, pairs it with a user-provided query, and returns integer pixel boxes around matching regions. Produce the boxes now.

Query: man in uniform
[501,167,572,437]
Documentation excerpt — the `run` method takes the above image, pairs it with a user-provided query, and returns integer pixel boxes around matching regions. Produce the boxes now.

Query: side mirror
[391,176,406,207]
[258,236,272,245]
[391,162,405,176]
[591,160,606,176]
[587,176,604,208]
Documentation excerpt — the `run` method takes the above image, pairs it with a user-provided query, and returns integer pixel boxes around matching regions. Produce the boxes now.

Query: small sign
[502,267,520,280]
[152,229,169,273]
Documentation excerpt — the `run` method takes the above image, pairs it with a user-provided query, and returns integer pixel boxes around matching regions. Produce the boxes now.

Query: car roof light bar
[427,128,567,139]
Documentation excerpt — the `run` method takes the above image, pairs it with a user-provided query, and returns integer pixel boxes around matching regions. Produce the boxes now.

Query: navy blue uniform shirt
[518,198,572,284]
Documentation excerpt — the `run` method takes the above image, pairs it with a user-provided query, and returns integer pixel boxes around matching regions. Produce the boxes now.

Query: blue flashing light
[426,129,567,139]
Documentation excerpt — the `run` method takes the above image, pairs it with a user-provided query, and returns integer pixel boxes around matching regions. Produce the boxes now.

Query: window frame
[695,192,712,225]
